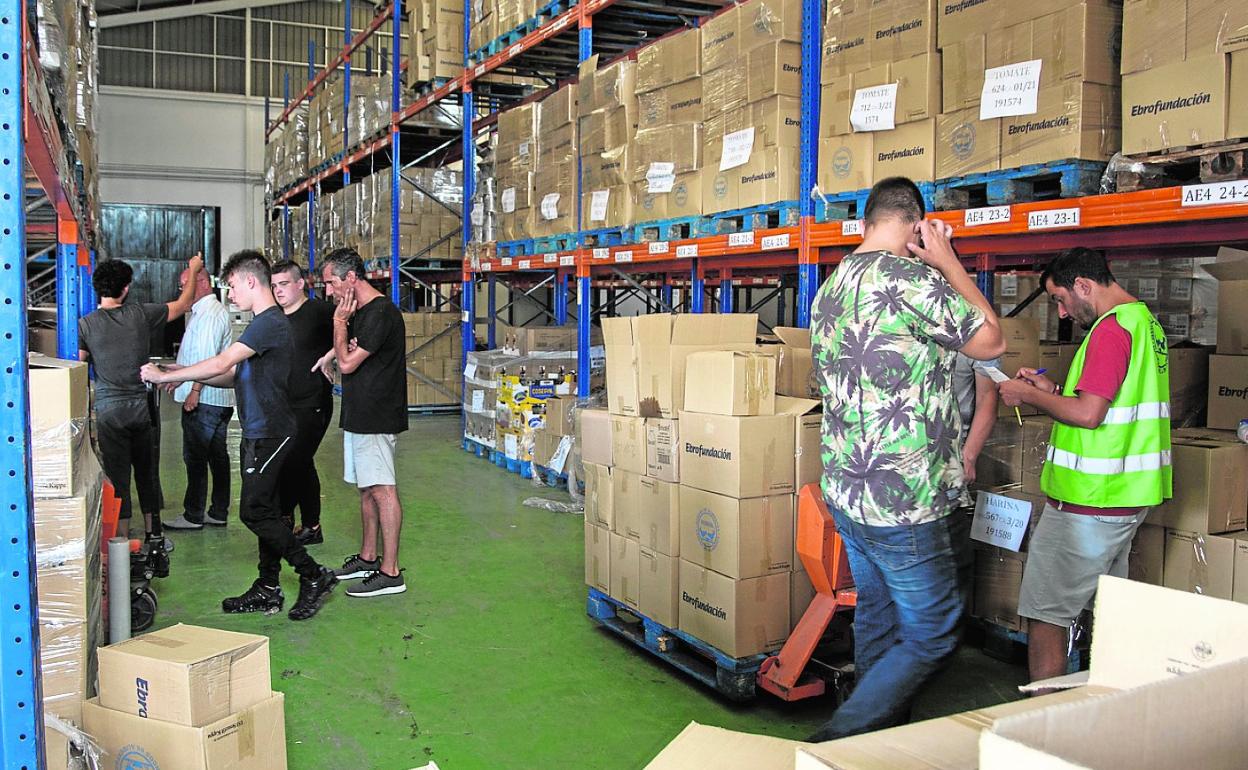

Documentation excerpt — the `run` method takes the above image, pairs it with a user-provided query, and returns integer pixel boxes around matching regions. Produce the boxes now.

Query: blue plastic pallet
[497,239,535,257]
[629,216,701,243]
[700,201,801,235]
[461,437,491,457]
[533,233,578,253]
[934,159,1106,211]
[581,227,627,247]
[814,182,937,223]
[587,588,767,701]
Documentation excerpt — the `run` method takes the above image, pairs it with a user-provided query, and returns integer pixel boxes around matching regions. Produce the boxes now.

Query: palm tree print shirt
[811,250,986,527]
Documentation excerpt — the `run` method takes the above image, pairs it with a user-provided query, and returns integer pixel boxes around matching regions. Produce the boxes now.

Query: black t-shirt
[236,306,297,439]
[285,298,335,409]
[341,296,408,435]
[78,302,167,407]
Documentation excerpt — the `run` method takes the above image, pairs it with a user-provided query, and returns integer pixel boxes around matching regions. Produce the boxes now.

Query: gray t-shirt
[78,302,168,407]
[953,353,1001,444]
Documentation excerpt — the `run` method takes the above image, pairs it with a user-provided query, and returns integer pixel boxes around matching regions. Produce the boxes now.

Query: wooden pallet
[1113,139,1248,192]
[934,160,1105,210]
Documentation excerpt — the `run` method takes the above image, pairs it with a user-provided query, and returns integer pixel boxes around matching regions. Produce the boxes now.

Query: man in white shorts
[320,248,409,597]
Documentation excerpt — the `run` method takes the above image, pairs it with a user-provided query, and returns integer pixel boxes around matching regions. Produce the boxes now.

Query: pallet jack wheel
[131,586,158,633]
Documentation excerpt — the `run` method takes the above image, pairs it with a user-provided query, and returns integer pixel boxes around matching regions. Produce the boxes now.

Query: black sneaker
[334,553,379,580]
[222,581,284,614]
[289,568,336,620]
[147,540,170,578]
[346,569,406,598]
[295,526,323,546]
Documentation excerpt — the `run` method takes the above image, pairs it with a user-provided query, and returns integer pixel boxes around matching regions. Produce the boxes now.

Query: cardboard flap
[773,326,813,348]
[775,395,820,416]
[1205,246,1248,281]
[645,722,807,770]
[109,623,268,665]
[671,312,758,344]
[1086,576,1248,689]
[1017,670,1090,694]
[28,355,84,372]
[602,316,636,346]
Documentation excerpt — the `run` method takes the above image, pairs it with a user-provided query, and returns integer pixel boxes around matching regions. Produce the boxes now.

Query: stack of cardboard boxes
[1110,257,1219,344]
[496,102,537,241]
[632,28,704,224]
[407,0,467,83]
[585,314,825,657]
[1205,248,1248,432]
[701,0,803,214]
[1120,0,1248,154]
[578,58,637,231]
[536,83,580,238]
[936,0,1122,179]
[84,624,287,769]
[264,109,308,194]
[819,0,941,194]
[403,310,464,406]
[30,357,103,769]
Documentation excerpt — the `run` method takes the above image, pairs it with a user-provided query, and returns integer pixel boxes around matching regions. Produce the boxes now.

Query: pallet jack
[757,484,858,701]
[101,481,160,634]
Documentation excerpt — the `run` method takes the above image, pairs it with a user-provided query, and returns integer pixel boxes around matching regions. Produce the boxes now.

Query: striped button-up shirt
[175,294,235,408]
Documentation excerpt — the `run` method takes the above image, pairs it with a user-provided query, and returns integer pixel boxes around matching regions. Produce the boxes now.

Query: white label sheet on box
[979,59,1042,119]
[971,491,1033,552]
[719,128,755,171]
[589,189,610,222]
[647,162,676,193]
[540,193,561,220]
[850,83,898,132]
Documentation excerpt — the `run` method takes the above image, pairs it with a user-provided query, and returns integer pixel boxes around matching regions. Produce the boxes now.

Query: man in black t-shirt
[142,251,336,621]
[271,260,335,545]
[78,254,203,577]
[320,247,408,598]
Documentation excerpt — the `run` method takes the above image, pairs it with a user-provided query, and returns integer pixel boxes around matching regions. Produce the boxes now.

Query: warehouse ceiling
[98,0,344,27]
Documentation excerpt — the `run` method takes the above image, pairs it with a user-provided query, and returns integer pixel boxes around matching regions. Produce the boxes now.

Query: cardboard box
[610,533,642,609]
[1164,529,1237,600]
[634,171,704,221]
[817,133,874,195]
[872,118,937,182]
[29,356,91,498]
[544,395,577,437]
[987,2,1122,88]
[702,60,750,121]
[1206,248,1248,355]
[96,624,270,727]
[684,350,777,416]
[738,0,801,52]
[584,521,611,593]
[868,0,937,64]
[40,619,96,722]
[1129,523,1166,586]
[538,84,577,133]
[937,0,1086,49]
[679,411,796,498]
[678,560,790,658]
[639,547,680,627]
[646,418,680,483]
[766,327,815,399]
[1189,0,1248,55]
[1230,49,1248,138]
[819,74,855,138]
[1154,436,1248,533]
[602,314,758,419]
[636,79,704,130]
[700,5,740,73]
[584,463,614,529]
[941,34,985,112]
[1207,354,1248,430]
[639,476,682,555]
[29,356,88,431]
[632,124,703,181]
[610,415,647,475]
[83,693,287,770]
[582,184,635,228]
[731,146,801,211]
[679,486,793,579]
[649,722,808,769]
[746,41,802,103]
[1121,54,1228,155]
[1121,0,1183,74]
[636,28,701,94]
[1168,346,1210,428]
[579,408,614,466]
[936,110,1001,178]
[1001,82,1120,167]
[998,317,1042,379]
[821,6,871,78]
[612,468,643,540]
[973,545,1028,631]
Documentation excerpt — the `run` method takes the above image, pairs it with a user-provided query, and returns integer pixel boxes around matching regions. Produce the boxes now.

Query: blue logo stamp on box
[696,509,719,550]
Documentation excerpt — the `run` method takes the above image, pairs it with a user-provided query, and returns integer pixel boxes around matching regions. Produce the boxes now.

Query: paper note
[850,83,898,132]
[540,193,560,221]
[981,365,1012,384]
[979,60,1042,119]
[463,362,478,379]
[589,189,610,222]
[501,187,516,213]
[504,433,519,459]
[647,162,676,193]
[471,390,485,413]
[720,128,755,171]
[470,206,483,227]
[971,491,1033,552]
[550,436,573,474]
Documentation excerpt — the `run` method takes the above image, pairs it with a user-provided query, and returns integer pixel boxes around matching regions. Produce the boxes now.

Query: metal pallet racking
[2,0,98,762]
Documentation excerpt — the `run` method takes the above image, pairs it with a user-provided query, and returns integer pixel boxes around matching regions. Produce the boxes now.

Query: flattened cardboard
[645,722,806,770]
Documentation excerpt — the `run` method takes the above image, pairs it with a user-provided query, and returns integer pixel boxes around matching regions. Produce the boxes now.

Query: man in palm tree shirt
[807,177,1006,740]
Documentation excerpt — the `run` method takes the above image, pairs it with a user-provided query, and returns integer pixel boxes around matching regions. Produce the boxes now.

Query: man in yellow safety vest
[998,247,1172,686]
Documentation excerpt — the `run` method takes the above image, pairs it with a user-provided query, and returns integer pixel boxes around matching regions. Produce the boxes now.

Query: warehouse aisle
[153,412,1027,769]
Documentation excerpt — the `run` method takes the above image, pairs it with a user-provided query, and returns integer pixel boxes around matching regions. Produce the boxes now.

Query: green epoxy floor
[151,412,1027,769]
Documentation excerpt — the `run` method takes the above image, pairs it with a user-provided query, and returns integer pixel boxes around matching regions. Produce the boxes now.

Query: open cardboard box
[647,577,1248,770]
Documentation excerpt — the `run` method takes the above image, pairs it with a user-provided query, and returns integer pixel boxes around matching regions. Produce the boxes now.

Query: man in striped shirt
[165,267,236,531]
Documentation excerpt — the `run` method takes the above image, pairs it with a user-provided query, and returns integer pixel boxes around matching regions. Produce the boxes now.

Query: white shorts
[343,431,398,488]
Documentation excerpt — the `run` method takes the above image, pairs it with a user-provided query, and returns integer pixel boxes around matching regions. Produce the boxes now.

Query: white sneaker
[163,515,203,531]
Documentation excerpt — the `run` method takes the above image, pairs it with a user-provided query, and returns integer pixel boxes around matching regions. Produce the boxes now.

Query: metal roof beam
[99,0,330,29]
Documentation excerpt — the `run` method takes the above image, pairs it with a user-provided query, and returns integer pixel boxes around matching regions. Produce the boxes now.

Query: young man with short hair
[807,177,1006,740]
[999,248,1172,686]
[79,254,203,576]
[165,265,235,531]
[142,251,337,620]
[271,260,336,545]
[320,247,408,597]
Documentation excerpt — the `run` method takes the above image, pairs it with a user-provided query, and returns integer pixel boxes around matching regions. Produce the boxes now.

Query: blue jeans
[809,507,965,741]
[181,403,233,523]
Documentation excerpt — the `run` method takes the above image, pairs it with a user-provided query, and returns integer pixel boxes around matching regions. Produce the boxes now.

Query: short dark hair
[220,250,271,285]
[863,176,926,225]
[321,247,365,281]
[1040,248,1115,290]
[271,260,304,281]
[92,259,133,299]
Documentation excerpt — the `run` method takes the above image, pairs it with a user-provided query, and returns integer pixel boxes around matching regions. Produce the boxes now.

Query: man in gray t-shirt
[78,255,202,574]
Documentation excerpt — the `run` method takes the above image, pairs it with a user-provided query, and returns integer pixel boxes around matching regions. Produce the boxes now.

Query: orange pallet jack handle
[757,484,857,701]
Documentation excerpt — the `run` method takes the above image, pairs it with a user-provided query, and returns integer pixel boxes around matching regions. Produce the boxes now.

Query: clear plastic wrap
[35,449,103,626]
[33,418,90,499]
[998,81,1120,168]
[40,618,99,721]
[45,711,102,770]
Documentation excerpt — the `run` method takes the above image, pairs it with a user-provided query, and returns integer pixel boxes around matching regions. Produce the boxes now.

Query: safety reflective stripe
[1100,401,1171,425]
[1046,446,1172,475]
